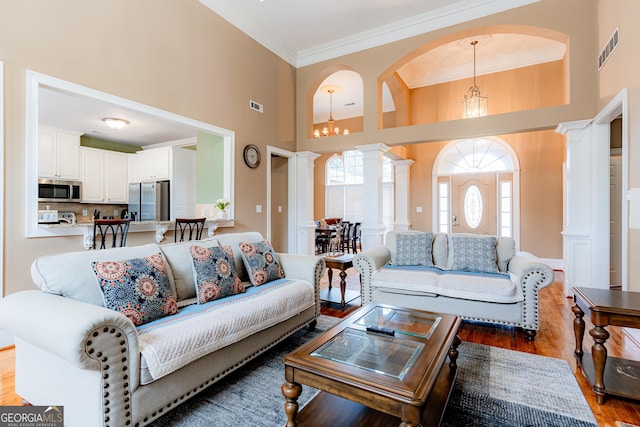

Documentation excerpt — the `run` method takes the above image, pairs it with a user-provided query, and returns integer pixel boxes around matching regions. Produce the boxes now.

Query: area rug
[150,316,598,427]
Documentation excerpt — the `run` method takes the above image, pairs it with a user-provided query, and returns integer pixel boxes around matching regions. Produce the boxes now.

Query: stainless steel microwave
[38,179,82,202]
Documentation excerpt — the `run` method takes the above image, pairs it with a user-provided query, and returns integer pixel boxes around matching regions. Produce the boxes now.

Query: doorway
[451,174,497,235]
[266,146,296,253]
[432,137,520,248]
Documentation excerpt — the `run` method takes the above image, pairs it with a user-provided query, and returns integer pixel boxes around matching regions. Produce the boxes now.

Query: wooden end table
[321,254,360,307]
[282,303,461,427]
[572,286,640,404]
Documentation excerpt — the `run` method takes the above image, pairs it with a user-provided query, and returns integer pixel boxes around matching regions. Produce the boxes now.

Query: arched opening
[432,137,521,248]
[309,68,364,138]
[379,25,569,128]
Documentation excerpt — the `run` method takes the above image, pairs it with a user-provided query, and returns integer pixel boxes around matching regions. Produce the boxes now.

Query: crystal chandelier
[462,40,488,118]
[314,87,349,137]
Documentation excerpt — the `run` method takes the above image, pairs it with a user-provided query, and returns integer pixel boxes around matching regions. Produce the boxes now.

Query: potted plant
[215,198,230,219]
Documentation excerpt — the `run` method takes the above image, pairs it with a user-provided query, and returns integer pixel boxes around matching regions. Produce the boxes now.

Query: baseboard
[0,329,14,349]
[538,258,563,271]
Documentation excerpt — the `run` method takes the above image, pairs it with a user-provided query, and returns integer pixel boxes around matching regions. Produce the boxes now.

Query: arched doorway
[432,137,521,249]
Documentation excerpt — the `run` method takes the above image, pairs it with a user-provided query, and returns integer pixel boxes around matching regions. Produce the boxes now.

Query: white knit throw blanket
[137,279,315,380]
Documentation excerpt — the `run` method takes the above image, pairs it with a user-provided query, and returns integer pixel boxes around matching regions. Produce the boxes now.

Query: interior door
[610,156,622,288]
[451,174,497,235]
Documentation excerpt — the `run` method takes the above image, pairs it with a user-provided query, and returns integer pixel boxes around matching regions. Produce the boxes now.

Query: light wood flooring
[1,269,640,426]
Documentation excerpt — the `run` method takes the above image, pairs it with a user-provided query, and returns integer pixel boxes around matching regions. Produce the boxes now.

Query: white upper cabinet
[79,147,128,204]
[133,148,171,182]
[38,126,80,179]
[105,152,128,203]
[79,148,104,203]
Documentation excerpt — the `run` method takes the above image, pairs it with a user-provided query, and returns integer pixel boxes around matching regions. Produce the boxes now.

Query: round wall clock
[243,144,261,168]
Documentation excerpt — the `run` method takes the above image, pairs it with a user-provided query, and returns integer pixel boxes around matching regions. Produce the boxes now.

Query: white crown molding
[199,0,298,65]
[296,0,541,67]
[200,0,540,68]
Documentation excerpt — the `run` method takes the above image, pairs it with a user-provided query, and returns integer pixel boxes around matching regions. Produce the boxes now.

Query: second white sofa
[353,231,553,340]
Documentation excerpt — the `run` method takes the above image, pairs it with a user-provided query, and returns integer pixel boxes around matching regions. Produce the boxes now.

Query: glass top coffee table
[282,303,461,427]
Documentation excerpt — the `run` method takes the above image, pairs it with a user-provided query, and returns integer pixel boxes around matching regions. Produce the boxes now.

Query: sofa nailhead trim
[138,317,318,425]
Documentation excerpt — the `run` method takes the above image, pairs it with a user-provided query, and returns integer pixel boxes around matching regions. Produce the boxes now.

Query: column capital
[355,143,391,154]
[393,159,414,168]
[555,120,593,136]
[296,151,321,161]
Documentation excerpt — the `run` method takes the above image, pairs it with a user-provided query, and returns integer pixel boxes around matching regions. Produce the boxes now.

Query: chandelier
[314,86,349,137]
[462,40,488,118]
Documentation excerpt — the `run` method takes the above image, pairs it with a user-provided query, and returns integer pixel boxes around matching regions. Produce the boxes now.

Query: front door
[451,174,496,235]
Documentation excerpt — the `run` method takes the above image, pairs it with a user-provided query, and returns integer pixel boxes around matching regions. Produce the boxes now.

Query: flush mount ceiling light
[462,40,488,119]
[102,118,130,130]
[314,85,349,138]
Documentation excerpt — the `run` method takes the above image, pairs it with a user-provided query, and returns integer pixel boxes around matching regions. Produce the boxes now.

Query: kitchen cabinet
[38,126,80,179]
[132,148,171,182]
[105,152,128,203]
[80,147,128,203]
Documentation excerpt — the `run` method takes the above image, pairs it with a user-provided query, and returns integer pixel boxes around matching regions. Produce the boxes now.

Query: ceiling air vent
[598,27,619,70]
[249,100,264,113]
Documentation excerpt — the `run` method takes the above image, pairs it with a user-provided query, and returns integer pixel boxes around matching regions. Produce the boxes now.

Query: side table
[572,286,640,404]
[321,254,361,308]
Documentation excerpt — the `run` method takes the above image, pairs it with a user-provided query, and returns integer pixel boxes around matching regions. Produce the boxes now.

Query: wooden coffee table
[282,303,461,427]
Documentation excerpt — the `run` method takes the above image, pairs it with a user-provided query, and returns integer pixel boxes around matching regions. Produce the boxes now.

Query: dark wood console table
[320,254,360,308]
[572,286,640,404]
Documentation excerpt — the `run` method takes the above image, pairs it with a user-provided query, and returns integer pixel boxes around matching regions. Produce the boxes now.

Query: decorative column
[556,119,607,295]
[356,143,390,251]
[393,159,414,231]
[295,151,321,255]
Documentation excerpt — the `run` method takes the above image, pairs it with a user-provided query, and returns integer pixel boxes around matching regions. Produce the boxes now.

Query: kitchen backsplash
[38,202,128,224]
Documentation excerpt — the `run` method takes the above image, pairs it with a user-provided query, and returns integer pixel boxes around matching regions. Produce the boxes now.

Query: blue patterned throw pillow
[239,240,285,286]
[394,232,434,267]
[189,245,245,304]
[450,235,499,274]
[92,253,178,326]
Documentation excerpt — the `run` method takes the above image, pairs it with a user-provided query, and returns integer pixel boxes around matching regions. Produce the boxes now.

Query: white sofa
[353,231,553,340]
[0,231,324,427]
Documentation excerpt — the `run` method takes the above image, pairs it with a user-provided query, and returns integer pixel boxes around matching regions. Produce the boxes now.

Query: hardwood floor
[320,267,640,426]
[1,269,639,426]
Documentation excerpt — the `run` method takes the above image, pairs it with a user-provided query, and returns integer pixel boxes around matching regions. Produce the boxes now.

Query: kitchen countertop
[39,218,234,249]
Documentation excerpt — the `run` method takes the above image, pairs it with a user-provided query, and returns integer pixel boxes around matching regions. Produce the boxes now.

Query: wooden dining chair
[93,219,131,249]
[175,217,206,242]
[340,221,351,253]
[351,222,362,253]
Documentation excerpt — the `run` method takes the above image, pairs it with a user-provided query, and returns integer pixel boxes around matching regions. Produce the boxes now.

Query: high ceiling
[199,0,540,67]
[40,0,547,145]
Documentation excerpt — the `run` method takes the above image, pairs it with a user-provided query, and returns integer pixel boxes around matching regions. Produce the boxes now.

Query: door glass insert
[464,185,482,229]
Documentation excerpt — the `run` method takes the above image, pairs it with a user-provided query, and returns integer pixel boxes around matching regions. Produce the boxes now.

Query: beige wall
[306,0,591,260]
[597,0,640,291]
[313,129,564,259]
[407,61,565,125]
[0,0,296,295]
[296,0,597,155]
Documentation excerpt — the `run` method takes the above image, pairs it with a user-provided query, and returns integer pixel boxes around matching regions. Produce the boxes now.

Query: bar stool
[175,217,206,242]
[93,219,131,249]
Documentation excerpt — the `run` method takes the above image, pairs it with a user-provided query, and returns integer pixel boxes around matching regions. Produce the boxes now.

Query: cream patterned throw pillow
[393,232,434,267]
[449,235,499,274]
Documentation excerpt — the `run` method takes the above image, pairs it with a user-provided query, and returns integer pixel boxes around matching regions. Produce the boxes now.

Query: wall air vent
[249,100,264,113]
[598,27,619,70]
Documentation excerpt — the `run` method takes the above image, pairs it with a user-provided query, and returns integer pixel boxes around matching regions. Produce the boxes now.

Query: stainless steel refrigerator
[128,180,170,221]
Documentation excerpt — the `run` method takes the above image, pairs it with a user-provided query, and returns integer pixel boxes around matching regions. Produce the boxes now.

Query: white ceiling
[199,0,540,67]
[39,87,198,146]
[39,0,550,144]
